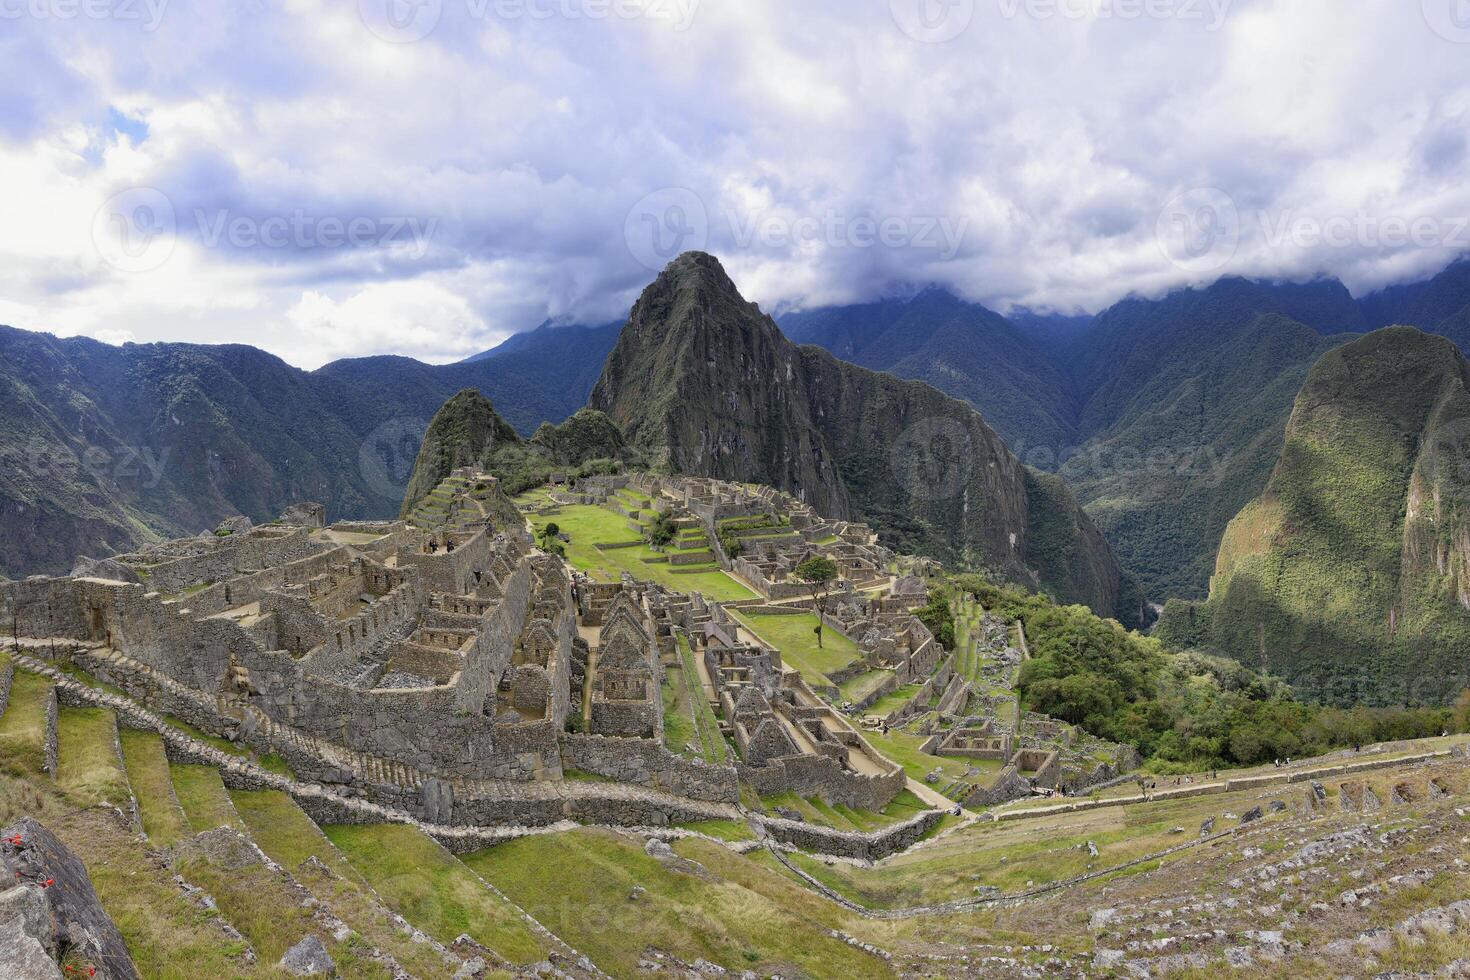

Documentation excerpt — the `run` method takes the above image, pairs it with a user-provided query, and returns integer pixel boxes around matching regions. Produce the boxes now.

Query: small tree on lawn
[645,511,677,549]
[538,522,565,557]
[794,555,839,649]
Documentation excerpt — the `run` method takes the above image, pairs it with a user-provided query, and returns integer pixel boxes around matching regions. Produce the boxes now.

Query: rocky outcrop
[399,390,521,516]
[591,253,1143,624]
[0,817,139,980]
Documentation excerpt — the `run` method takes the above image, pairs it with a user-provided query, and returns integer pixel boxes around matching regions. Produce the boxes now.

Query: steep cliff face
[591,252,1143,625]
[1169,327,1470,704]
[590,254,847,518]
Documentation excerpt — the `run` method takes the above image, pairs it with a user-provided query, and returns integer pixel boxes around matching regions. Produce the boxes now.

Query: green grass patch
[464,828,891,979]
[527,504,754,601]
[119,729,190,846]
[54,707,128,807]
[675,819,756,842]
[169,763,242,832]
[324,823,550,966]
[731,611,861,688]
[0,670,52,777]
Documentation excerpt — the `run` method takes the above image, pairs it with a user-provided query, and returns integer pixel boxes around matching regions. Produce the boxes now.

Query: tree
[644,511,676,548]
[537,522,565,557]
[794,555,839,648]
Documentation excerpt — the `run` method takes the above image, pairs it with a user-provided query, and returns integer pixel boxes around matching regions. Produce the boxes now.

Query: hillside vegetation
[1157,327,1470,705]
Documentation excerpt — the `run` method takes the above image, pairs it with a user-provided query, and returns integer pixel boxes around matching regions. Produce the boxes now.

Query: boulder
[1239,806,1264,824]
[644,838,676,860]
[1199,817,1215,837]
[277,502,327,528]
[0,932,62,980]
[278,934,334,976]
[1,817,139,979]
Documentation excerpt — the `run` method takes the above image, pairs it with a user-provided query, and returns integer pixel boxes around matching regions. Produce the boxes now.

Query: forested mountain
[1156,327,1470,705]
[0,320,619,577]
[591,252,1145,625]
[779,267,1470,601]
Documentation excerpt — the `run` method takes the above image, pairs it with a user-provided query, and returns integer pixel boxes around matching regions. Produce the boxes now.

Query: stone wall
[759,808,945,861]
[740,752,906,810]
[560,734,740,803]
[0,659,13,720]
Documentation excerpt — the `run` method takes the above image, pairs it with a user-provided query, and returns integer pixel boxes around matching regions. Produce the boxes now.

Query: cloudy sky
[1,0,1467,368]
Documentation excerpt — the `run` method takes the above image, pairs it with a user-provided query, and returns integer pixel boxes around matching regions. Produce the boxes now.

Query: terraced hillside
[5,642,1470,977]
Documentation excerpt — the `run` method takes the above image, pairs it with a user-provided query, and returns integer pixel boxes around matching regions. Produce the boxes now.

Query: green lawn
[324,823,551,966]
[169,763,242,832]
[731,611,861,689]
[230,790,453,979]
[463,828,892,979]
[120,729,191,846]
[527,504,754,601]
[0,669,51,777]
[860,728,996,800]
[54,707,129,807]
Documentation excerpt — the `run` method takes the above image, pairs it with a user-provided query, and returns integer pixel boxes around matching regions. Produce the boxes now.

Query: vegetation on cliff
[1157,326,1470,706]
[401,390,636,515]
[591,252,1144,626]
[953,572,1459,770]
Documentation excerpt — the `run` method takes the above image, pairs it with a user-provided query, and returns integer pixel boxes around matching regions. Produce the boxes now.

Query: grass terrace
[526,503,755,601]
[662,637,730,764]
[0,667,51,777]
[782,777,1307,909]
[230,790,455,979]
[731,610,861,689]
[54,707,129,807]
[324,823,552,966]
[861,726,1000,800]
[462,827,893,979]
[169,763,243,832]
[119,729,190,846]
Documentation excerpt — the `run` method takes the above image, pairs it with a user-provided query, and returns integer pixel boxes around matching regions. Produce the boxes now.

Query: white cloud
[0,0,1466,362]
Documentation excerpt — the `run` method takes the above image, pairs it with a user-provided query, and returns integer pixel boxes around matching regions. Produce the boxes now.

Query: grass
[676,818,756,841]
[526,504,755,601]
[324,823,551,966]
[24,784,263,978]
[0,669,51,777]
[169,763,242,832]
[860,728,996,800]
[731,611,861,688]
[462,827,892,978]
[119,729,190,845]
[54,707,129,807]
[786,779,1300,909]
[229,790,455,979]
